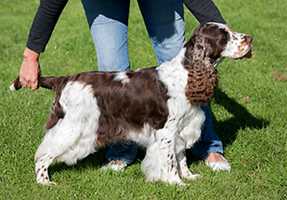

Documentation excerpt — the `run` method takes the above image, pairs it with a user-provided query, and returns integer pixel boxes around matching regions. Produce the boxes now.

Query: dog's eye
[219,29,230,45]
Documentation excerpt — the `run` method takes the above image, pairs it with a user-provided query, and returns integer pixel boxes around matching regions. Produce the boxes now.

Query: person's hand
[19,48,41,90]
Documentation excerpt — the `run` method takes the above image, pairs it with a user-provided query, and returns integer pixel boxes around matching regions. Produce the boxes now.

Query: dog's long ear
[184,33,212,65]
[192,35,213,61]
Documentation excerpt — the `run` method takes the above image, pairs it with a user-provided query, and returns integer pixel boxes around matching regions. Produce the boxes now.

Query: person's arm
[184,0,226,24]
[19,0,68,90]
[27,0,68,53]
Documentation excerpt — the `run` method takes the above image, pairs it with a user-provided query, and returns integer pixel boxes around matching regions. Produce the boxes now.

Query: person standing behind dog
[19,0,231,172]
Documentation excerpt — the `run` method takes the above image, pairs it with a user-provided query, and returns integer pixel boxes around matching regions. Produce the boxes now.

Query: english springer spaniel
[11,23,252,186]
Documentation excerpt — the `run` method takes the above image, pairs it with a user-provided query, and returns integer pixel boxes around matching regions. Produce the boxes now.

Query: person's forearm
[26,0,68,54]
[184,0,225,24]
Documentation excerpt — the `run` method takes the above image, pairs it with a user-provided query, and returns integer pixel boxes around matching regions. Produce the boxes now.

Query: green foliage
[0,0,286,199]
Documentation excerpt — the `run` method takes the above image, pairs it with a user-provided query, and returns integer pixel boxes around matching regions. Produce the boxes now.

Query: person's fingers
[19,58,40,90]
[20,77,28,88]
[26,80,33,89]
[19,67,29,88]
[31,80,38,90]
[26,77,35,87]
[31,85,38,90]
[26,80,37,90]
[19,77,25,86]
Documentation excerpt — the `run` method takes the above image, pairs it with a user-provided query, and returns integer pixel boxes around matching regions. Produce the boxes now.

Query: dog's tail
[9,76,68,91]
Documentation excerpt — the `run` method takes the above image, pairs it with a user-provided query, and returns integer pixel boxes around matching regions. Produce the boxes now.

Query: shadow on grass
[50,88,269,175]
[187,88,269,164]
[213,88,269,148]
[49,149,106,176]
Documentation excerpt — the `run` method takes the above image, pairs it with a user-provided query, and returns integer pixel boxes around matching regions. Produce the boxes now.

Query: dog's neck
[156,48,189,97]
[156,46,218,106]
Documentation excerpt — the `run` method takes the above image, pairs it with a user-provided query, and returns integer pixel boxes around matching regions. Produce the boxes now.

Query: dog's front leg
[175,142,200,181]
[158,131,183,185]
[175,106,205,180]
[142,124,183,185]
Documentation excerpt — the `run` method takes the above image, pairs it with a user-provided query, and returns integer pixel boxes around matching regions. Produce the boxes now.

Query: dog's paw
[37,179,57,186]
[175,180,186,186]
[36,174,57,186]
[182,173,201,181]
[161,174,185,186]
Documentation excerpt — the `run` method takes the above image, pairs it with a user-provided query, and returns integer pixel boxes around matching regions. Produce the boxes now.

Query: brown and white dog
[11,23,252,185]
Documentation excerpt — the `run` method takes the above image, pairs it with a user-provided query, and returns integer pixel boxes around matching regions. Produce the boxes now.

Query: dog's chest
[156,49,194,122]
[156,54,205,147]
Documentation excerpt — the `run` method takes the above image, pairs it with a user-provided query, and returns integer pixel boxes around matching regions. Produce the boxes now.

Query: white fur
[157,48,205,147]
[127,124,156,147]
[35,82,100,185]
[221,32,250,58]
[113,71,130,84]
[9,83,16,91]
[139,48,205,185]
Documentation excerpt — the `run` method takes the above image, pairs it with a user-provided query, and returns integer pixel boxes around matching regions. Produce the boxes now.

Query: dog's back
[10,69,170,145]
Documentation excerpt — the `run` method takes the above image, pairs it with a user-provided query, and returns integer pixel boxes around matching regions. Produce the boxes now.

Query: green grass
[0,0,287,199]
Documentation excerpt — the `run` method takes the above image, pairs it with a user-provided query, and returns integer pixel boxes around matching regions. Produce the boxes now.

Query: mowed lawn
[0,0,286,199]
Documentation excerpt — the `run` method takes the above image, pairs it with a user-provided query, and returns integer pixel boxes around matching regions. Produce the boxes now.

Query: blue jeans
[82,0,223,164]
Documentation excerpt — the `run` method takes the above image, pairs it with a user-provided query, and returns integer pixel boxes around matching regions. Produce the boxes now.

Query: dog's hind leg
[34,82,100,185]
[35,153,56,185]
[35,111,88,185]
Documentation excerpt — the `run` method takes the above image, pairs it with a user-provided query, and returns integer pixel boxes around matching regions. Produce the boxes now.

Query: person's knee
[89,18,129,71]
[94,35,129,71]
[81,0,130,71]
[139,0,184,63]
[153,32,185,64]
[149,14,185,64]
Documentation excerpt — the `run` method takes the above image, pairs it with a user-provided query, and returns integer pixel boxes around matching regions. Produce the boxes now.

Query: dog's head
[185,22,253,63]
[183,23,253,105]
